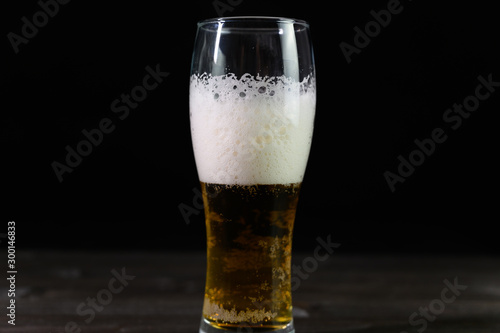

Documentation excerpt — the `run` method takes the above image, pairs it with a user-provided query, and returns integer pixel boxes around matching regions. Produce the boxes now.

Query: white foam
[190,73,315,185]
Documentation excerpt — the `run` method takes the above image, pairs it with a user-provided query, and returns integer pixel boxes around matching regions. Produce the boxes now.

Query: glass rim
[197,16,310,29]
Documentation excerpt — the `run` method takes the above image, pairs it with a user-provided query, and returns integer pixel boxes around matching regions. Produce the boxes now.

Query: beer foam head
[190,73,315,185]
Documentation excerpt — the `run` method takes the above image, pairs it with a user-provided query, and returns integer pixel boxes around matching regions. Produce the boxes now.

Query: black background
[3,1,499,254]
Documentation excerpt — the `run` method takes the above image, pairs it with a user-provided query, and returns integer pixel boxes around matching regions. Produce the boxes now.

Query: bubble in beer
[190,72,316,185]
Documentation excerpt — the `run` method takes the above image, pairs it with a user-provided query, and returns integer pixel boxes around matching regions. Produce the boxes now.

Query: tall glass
[190,16,316,333]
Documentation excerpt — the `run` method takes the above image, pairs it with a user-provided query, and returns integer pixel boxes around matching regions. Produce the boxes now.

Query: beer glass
[190,16,316,333]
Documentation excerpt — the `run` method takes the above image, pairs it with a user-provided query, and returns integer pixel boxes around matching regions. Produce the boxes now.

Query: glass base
[199,318,295,333]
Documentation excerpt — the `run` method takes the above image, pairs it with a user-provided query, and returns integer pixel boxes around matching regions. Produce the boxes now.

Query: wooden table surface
[2,251,499,333]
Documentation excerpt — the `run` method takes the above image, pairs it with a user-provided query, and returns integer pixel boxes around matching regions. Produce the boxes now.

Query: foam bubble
[190,73,315,185]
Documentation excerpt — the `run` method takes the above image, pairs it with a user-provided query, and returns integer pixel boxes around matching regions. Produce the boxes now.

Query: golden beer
[190,17,315,333]
[200,182,301,330]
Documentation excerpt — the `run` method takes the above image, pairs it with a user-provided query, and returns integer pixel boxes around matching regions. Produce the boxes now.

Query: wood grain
[1,251,499,333]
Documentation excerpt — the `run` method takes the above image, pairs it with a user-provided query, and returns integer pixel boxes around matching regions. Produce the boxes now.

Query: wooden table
[3,251,499,332]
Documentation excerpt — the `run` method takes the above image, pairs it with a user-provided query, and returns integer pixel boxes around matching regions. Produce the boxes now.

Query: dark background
[3,1,499,254]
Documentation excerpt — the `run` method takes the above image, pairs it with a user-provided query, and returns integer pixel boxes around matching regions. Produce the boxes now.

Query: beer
[190,18,316,332]
[201,182,300,330]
